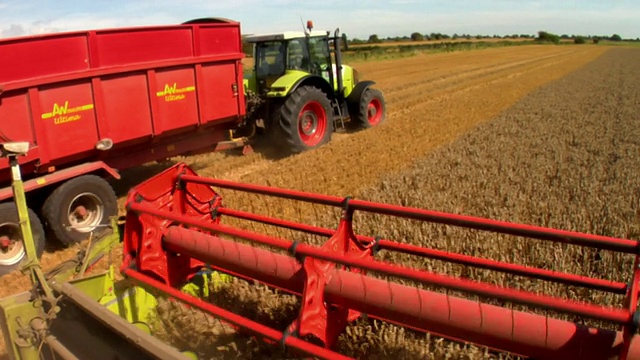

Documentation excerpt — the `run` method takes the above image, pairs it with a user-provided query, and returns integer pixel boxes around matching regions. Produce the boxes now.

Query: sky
[0,1,639,41]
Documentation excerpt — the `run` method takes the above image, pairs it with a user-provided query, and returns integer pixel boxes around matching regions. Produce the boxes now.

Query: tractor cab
[245,30,333,96]
[240,21,386,155]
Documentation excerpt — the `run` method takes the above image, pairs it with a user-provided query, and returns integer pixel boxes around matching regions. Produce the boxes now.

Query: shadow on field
[239,122,366,162]
[107,122,367,198]
[108,141,289,198]
[110,161,178,197]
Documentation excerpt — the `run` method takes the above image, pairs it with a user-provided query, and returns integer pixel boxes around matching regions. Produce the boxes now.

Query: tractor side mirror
[0,142,30,157]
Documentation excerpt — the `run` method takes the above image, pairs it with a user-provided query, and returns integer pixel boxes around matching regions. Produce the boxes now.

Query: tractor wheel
[42,175,118,247]
[0,202,45,276]
[279,86,334,154]
[352,87,386,129]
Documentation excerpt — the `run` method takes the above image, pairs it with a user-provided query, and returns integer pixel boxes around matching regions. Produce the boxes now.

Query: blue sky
[1,1,638,40]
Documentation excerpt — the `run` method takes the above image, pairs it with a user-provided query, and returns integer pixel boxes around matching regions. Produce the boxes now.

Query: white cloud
[0,24,25,37]
[0,1,639,40]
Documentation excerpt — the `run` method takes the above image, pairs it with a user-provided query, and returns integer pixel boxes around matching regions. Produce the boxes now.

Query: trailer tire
[42,175,118,247]
[279,86,333,154]
[0,203,45,276]
[351,87,386,129]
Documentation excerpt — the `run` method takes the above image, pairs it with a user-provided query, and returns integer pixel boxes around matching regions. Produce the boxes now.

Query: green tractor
[241,21,386,154]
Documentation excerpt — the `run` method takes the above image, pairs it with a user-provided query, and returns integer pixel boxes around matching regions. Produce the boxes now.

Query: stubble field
[3,44,637,359]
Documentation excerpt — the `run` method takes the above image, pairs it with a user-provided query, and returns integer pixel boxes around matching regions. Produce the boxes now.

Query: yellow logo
[41,101,94,125]
[156,83,195,102]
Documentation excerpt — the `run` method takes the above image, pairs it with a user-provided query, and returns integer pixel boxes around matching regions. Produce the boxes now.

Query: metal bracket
[371,236,382,256]
[209,194,222,220]
[288,241,305,263]
[341,196,353,220]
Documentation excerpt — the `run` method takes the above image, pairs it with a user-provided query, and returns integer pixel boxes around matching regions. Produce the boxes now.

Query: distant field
[348,37,535,48]
[243,37,602,65]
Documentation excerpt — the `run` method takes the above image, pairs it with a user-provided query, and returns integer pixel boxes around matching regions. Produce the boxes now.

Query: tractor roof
[243,30,329,43]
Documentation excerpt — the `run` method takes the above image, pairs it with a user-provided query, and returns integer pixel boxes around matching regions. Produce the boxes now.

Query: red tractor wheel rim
[298,101,327,147]
[367,97,383,125]
[0,223,24,266]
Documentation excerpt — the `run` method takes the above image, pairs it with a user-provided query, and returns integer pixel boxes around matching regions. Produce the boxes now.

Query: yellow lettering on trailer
[156,83,195,102]
[41,101,94,125]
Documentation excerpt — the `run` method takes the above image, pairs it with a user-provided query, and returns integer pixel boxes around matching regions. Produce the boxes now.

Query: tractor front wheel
[279,86,334,154]
[0,202,45,276]
[352,87,386,129]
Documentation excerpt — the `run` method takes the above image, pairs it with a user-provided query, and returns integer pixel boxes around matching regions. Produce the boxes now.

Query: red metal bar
[121,268,352,360]
[161,226,640,360]
[620,254,640,360]
[377,239,628,293]
[133,205,630,325]
[351,200,638,253]
[179,175,639,253]
[217,207,629,294]
[180,174,346,206]
[129,202,291,251]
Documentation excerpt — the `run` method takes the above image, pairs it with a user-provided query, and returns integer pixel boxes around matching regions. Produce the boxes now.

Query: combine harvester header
[2,146,640,359]
[122,163,640,359]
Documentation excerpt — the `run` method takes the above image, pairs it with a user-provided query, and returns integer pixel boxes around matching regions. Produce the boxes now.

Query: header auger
[3,154,640,359]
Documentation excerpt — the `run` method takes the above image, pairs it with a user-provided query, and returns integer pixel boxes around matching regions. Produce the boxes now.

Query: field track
[0,44,613,358]
[184,45,607,196]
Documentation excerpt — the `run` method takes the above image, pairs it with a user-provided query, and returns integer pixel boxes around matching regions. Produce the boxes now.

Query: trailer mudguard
[0,161,120,202]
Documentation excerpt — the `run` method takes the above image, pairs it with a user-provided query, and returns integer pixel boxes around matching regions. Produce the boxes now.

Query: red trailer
[0,17,249,275]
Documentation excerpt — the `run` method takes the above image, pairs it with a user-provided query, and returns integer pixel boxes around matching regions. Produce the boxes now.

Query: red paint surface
[0,20,245,187]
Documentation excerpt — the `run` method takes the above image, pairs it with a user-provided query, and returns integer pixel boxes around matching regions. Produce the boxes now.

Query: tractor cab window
[255,41,286,77]
[307,36,331,76]
[287,39,309,71]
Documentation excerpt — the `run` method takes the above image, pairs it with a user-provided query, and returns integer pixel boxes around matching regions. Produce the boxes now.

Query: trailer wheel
[279,86,333,154]
[351,87,386,129]
[0,203,45,276]
[42,175,118,247]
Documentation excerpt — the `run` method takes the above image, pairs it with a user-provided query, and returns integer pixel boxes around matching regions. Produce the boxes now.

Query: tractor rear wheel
[42,175,118,247]
[351,87,386,129]
[279,86,334,154]
[0,202,45,276]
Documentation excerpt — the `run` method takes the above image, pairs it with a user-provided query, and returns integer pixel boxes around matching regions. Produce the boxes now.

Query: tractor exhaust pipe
[333,28,344,96]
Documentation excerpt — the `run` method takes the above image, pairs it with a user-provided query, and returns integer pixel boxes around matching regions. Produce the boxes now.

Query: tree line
[348,31,637,45]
